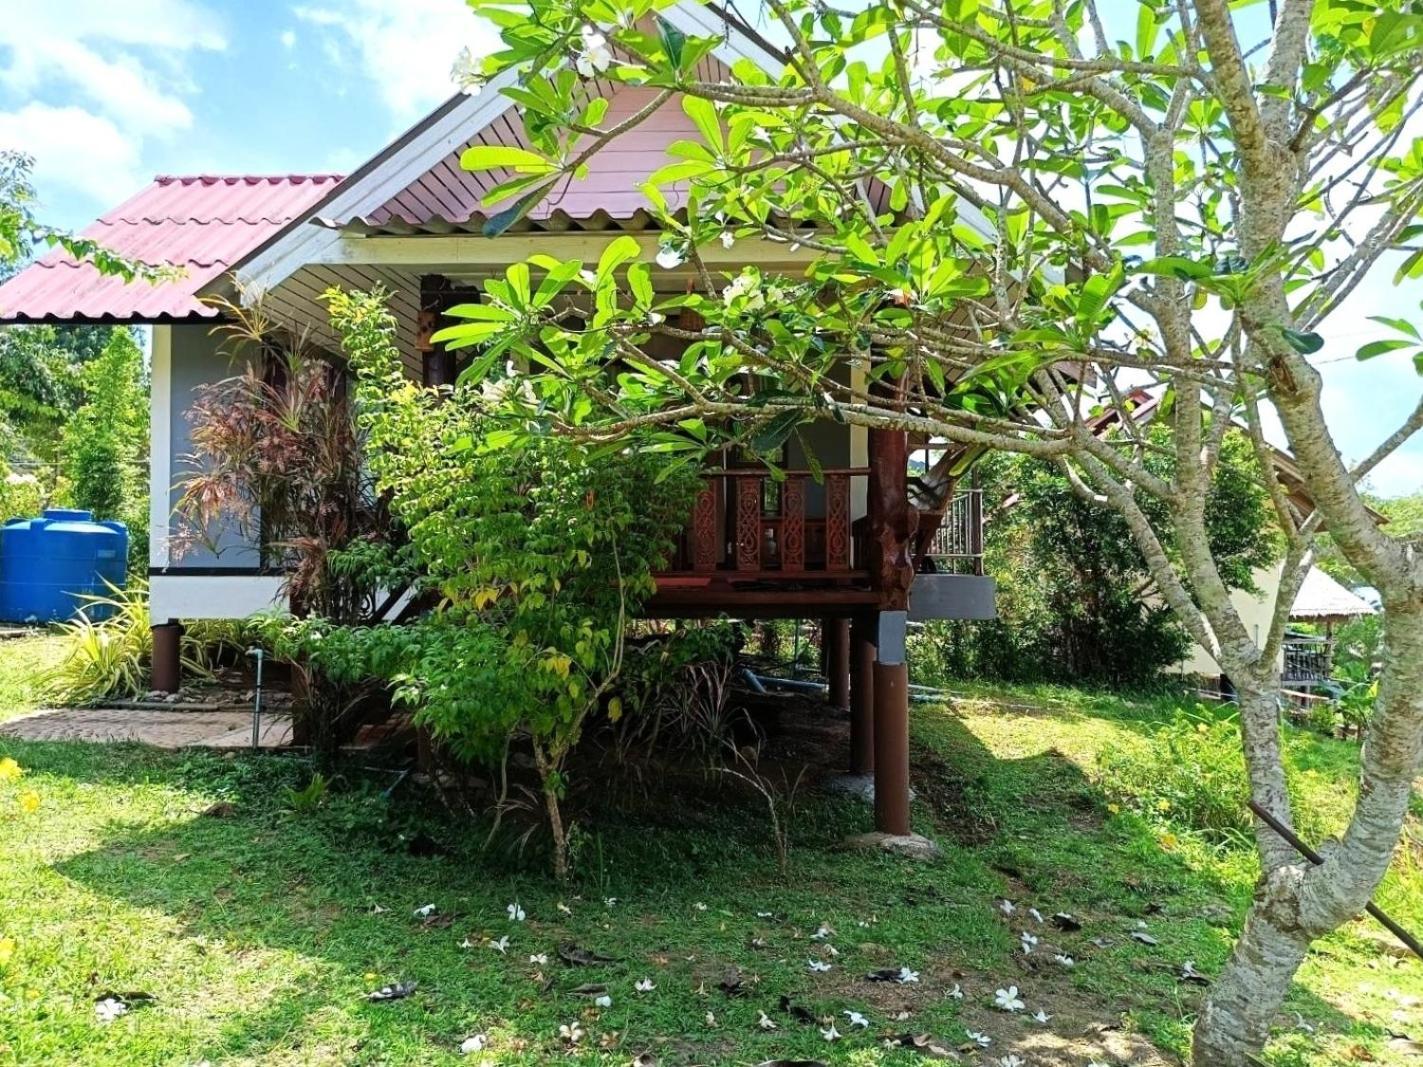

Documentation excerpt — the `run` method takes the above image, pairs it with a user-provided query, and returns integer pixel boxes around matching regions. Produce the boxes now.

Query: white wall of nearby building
[1171,563,1287,681]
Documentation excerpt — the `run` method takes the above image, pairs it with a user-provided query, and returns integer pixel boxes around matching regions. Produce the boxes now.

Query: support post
[873,658,911,836]
[151,622,182,693]
[825,617,850,710]
[849,614,875,775]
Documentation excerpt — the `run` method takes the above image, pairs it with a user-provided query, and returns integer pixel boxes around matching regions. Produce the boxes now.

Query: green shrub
[1097,706,1331,851]
[42,583,246,705]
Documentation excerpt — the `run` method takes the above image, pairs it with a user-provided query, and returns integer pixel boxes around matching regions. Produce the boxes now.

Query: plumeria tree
[435,0,1423,1059]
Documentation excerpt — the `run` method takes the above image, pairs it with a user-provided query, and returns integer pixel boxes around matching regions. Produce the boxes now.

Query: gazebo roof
[1291,566,1376,622]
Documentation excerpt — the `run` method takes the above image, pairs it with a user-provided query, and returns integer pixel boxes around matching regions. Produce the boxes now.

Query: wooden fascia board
[313,231,817,273]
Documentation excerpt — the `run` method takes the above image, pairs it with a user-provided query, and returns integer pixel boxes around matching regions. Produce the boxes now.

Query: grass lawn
[0,635,1419,1065]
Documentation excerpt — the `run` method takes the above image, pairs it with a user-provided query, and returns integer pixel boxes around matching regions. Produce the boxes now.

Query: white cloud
[281,29,298,49]
[0,104,142,202]
[0,0,225,203]
[293,0,499,119]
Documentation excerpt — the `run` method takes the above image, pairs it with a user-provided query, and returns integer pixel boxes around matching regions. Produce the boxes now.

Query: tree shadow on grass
[21,699,1389,1065]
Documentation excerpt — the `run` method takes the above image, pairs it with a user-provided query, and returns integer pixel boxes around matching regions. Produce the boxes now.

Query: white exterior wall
[148,324,287,623]
[1171,563,1287,680]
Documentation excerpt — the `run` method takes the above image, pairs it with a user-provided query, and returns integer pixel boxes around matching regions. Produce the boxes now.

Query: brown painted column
[825,617,850,711]
[873,657,911,836]
[849,614,875,775]
[151,622,182,693]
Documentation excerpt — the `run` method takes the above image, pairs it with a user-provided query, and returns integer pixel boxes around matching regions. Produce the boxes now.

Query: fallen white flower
[557,902,573,915]
[414,904,437,917]
[489,935,509,954]
[1034,1009,1052,1024]
[994,985,1025,1012]
[897,967,920,984]
[757,1010,777,1031]
[95,998,128,1024]
[1020,931,1039,953]
[967,1029,992,1047]
[811,923,833,940]
[807,959,833,973]
[635,977,655,993]
[999,1056,1025,1067]
[1053,954,1075,968]
[843,1009,869,1029]
[949,983,964,999]
[998,899,1016,916]
[559,1021,583,1044]
[594,994,612,1008]
[507,902,525,922]
[529,953,548,966]
[1029,907,1044,923]
[694,902,708,912]
[460,1033,488,1054]
[820,1023,842,1042]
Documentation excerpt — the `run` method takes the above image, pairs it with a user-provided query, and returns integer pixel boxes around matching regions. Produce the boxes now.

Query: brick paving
[0,707,293,749]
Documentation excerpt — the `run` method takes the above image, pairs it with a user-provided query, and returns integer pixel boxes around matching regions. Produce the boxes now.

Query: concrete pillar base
[840,830,942,861]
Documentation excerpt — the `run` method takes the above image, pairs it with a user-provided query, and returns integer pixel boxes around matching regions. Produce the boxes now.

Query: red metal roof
[325,86,700,234]
[0,175,342,324]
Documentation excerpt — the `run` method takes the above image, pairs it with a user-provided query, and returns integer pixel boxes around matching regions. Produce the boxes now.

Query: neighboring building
[0,1,995,841]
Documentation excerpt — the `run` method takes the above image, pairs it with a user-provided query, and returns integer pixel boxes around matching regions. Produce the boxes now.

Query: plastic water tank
[0,510,128,623]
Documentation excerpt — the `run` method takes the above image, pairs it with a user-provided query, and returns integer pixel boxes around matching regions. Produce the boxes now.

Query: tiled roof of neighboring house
[0,175,343,324]
[1291,565,1376,621]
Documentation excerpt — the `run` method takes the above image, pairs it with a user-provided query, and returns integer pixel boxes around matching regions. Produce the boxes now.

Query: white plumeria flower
[635,978,655,993]
[897,967,920,984]
[1053,954,1076,968]
[655,244,685,269]
[693,902,708,912]
[997,899,1016,916]
[371,904,387,914]
[574,27,612,77]
[756,911,775,919]
[720,231,735,249]
[1034,1009,1052,1024]
[994,986,1025,1012]
[999,1056,1025,1067]
[507,902,526,922]
[450,46,481,94]
[560,1021,584,1044]
[967,1029,992,1047]
[458,938,475,950]
[825,944,840,957]
[1028,907,1044,923]
[460,1033,488,1054]
[820,1023,842,1042]
[414,904,437,917]
[489,935,509,954]
[757,1010,777,1031]
[1020,931,1039,952]
[949,983,965,999]
[843,1010,869,1029]
[604,897,618,908]
[529,953,548,966]
[810,923,833,940]
[807,959,833,973]
[557,902,573,915]
[705,1011,717,1027]
[594,994,612,1008]
[95,998,128,1023]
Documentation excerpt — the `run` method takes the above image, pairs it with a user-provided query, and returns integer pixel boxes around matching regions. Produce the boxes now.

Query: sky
[1,0,1420,498]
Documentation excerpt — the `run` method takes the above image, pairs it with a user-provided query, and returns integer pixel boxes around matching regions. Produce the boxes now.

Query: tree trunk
[534,743,571,883]
[1193,866,1312,1066]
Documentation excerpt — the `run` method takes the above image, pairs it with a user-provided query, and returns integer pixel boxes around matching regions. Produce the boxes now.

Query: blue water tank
[0,510,128,623]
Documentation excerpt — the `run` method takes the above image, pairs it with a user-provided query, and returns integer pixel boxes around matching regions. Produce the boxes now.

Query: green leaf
[459,145,557,174]
[751,410,802,454]
[482,182,556,237]
[596,235,643,282]
[682,96,724,153]
[1356,338,1413,361]
[1281,327,1324,355]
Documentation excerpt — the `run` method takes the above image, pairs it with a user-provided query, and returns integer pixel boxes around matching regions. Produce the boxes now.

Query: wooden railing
[670,468,870,577]
[918,489,984,575]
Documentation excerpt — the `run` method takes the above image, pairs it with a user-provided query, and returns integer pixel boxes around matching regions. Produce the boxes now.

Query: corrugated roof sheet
[0,175,342,323]
[1291,566,1376,621]
[324,86,698,233]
